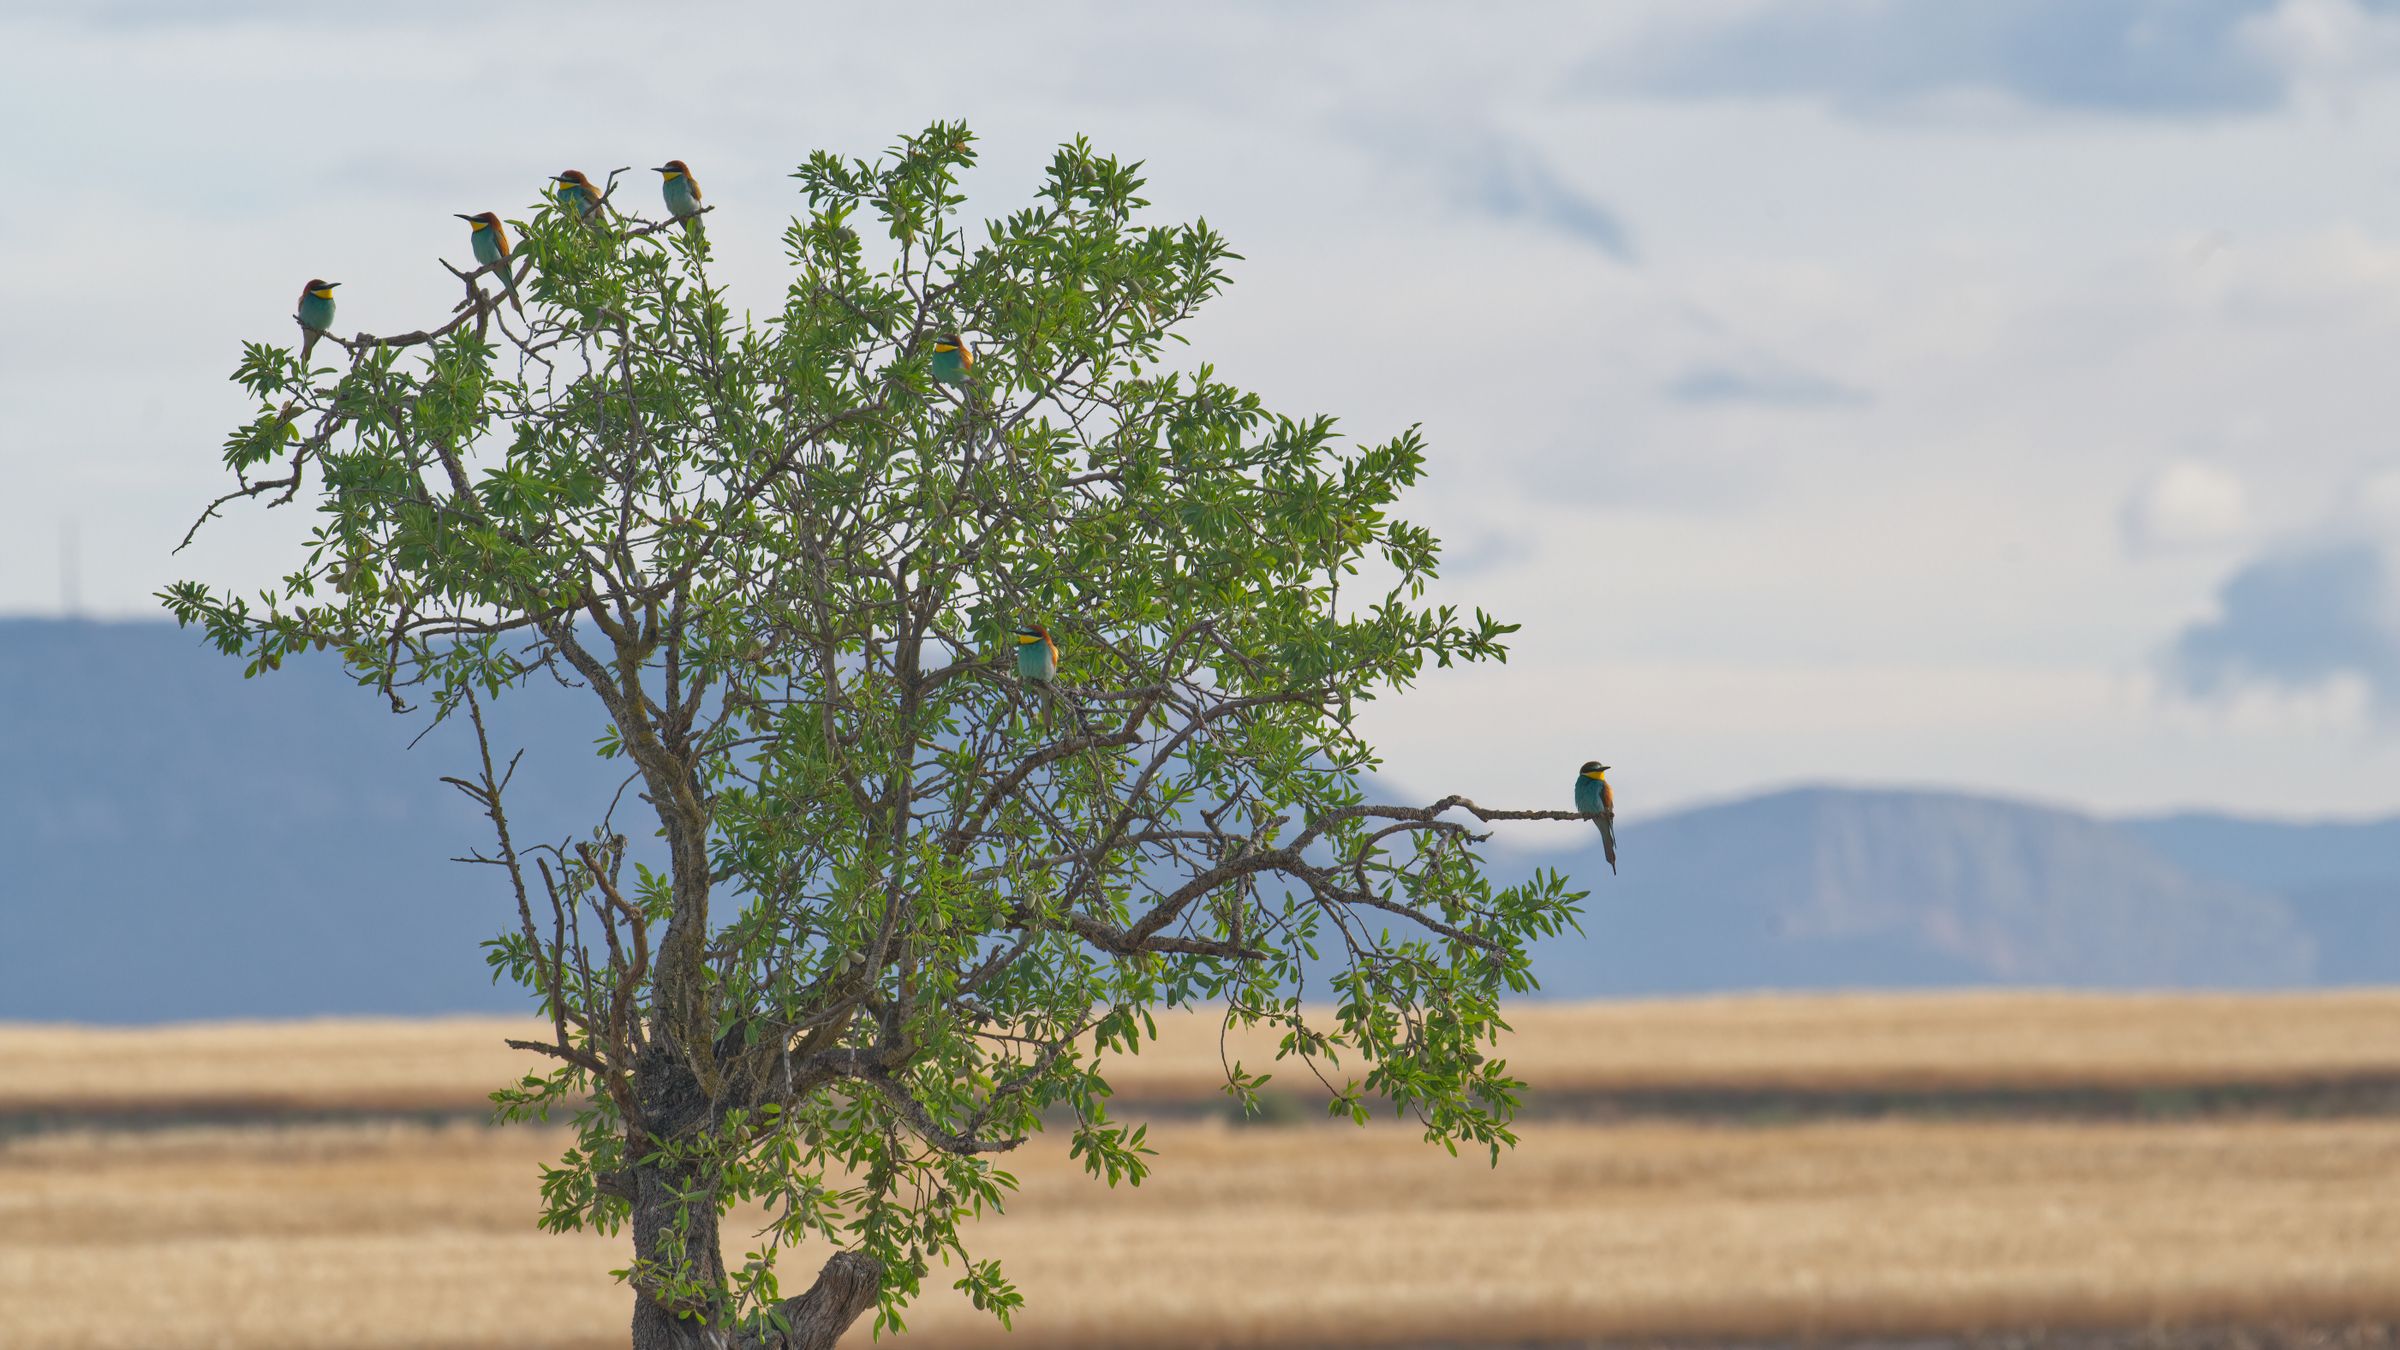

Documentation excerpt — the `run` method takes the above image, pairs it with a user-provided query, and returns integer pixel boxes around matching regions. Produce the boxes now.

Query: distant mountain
[1,619,609,1022]
[2118,812,2400,892]
[2115,812,2400,990]
[2,619,2394,1021]
[1506,788,2359,997]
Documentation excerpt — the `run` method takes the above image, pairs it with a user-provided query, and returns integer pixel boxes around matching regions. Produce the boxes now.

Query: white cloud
[1579,0,2295,118]
[2237,0,2400,98]
[2355,466,2400,534]
[10,2,2400,817]
[2123,462,2254,552]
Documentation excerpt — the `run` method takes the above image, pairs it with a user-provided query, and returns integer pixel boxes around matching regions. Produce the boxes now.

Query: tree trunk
[629,1155,732,1348]
[629,1041,730,1348]
[626,1047,883,1350]
[744,1252,885,1350]
[627,1161,885,1350]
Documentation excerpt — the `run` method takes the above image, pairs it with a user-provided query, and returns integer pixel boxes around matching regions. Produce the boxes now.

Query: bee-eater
[1012,621,1087,733]
[455,212,523,316]
[1012,622,1057,684]
[552,169,605,223]
[653,160,702,222]
[1574,761,1617,874]
[930,332,974,387]
[295,279,339,364]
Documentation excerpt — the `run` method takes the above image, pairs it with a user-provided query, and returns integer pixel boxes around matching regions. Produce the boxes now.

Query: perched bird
[1574,761,1617,874]
[1012,622,1058,684]
[455,212,523,316]
[1012,621,1085,733]
[295,279,339,364]
[552,169,606,222]
[653,160,703,223]
[930,332,974,387]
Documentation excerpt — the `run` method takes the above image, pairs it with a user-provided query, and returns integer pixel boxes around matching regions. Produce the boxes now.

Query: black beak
[324,282,341,289]
[652,165,674,173]
[455,213,476,221]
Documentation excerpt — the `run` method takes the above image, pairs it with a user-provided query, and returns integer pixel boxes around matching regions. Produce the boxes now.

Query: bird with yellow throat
[454,212,523,316]
[930,332,974,387]
[1574,761,1617,874]
[653,160,702,228]
[295,279,339,365]
[552,169,606,224]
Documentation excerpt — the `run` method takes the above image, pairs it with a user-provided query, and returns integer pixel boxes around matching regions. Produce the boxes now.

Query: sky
[5,0,2400,828]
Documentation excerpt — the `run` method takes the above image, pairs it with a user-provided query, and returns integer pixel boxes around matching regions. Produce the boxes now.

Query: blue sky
[5,1,2400,824]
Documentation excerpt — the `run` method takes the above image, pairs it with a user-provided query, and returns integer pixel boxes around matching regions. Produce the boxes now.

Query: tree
[167,124,1591,1350]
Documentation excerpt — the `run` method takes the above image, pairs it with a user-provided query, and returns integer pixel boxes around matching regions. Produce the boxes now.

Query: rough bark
[626,1043,732,1348]
[625,1045,883,1350]
[739,1252,885,1350]
[629,1155,731,1348]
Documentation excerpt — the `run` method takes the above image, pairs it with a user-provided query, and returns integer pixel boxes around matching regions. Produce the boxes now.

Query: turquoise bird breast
[457,214,521,313]
[930,335,973,386]
[554,172,602,218]
[1574,774,1607,817]
[295,287,336,332]
[663,175,700,218]
[1015,632,1055,683]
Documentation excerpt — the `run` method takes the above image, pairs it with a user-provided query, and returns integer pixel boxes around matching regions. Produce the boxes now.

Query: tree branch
[737,1251,883,1350]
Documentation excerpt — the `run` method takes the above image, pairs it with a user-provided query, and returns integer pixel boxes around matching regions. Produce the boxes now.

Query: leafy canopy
[166,123,1586,1336]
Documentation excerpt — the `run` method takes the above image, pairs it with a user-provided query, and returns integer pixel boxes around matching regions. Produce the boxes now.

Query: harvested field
[0,1016,542,1117]
[9,994,2400,1348]
[1135,990,2400,1096]
[5,1115,2400,1348]
[10,990,2400,1123]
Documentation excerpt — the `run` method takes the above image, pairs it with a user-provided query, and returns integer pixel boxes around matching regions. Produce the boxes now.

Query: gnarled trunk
[626,1049,882,1350]
[628,1170,883,1350]
[629,1154,732,1347]
[740,1252,885,1350]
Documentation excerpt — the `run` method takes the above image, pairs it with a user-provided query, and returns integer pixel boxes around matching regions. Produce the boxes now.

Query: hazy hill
[2120,812,2400,892]
[2116,813,2400,988]
[1,619,605,1022]
[1518,788,2351,997]
[2,619,2393,1021]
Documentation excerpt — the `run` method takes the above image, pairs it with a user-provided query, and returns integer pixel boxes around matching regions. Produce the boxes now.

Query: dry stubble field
[6,991,2400,1350]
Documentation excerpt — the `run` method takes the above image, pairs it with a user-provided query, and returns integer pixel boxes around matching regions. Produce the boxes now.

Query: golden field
[7,992,2400,1349]
[11,989,2400,1115]
[8,1115,2400,1350]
